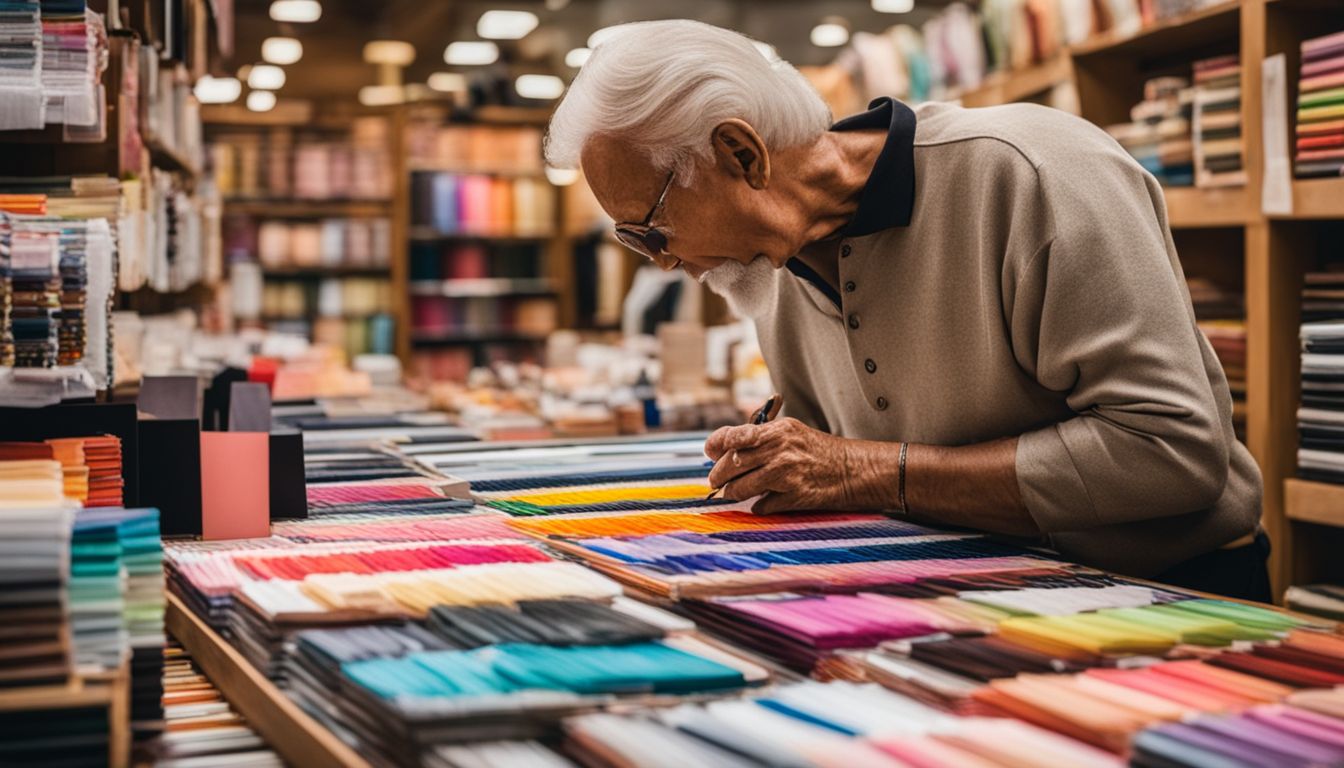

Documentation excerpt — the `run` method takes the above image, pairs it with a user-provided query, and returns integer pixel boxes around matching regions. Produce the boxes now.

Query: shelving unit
[205,106,401,359]
[0,664,130,767]
[394,104,573,379]
[960,0,1344,599]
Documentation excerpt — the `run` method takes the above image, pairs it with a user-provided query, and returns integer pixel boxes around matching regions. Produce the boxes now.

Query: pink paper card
[200,432,270,540]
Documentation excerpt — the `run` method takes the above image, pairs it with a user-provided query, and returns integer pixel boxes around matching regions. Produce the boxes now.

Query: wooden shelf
[259,265,391,278]
[961,56,1072,108]
[408,278,556,298]
[1285,478,1344,527]
[144,136,201,179]
[411,330,549,346]
[1070,0,1242,59]
[224,199,392,218]
[407,163,546,178]
[1162,185,1252,228]
[0,663,130,767]
[408,228,555,243]
[166,593,369,768]
[1277,178,1344,220]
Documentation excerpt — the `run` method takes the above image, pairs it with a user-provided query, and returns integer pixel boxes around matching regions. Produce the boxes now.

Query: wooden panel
[1248,221,1306,599]
[165,594,370,768]
[1286,179,1344,220]
[1164,187,1253,228]
[390,106,413,368]
[960,56,1073,108]
[1071,0,1243,58]
[1285,478,1344,527]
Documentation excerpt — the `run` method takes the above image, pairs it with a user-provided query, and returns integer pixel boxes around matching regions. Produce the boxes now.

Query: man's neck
[776,129,886,289]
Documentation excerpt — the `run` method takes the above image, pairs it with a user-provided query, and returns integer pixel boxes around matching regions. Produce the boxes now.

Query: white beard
[698,255,779,319]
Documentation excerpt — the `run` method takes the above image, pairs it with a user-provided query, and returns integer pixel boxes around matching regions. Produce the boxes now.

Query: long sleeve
[1009,158,1234,532]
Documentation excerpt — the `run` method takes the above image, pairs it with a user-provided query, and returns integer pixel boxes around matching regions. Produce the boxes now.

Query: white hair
[545,20,832,184]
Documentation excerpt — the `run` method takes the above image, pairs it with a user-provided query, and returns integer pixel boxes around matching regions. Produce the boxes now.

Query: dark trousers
[1153,532,1273,604]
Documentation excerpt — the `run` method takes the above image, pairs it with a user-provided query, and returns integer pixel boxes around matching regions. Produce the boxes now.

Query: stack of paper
[1294,30,1344,178]
[37,3,103,128]
[1298,320,1344,483]
[1105,76,1193,187]
[0,0,42,131]
[1193,54,1246,187]
[0,457,75,688]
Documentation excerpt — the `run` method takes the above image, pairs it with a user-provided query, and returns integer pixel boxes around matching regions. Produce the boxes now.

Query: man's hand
[704,417,891,514]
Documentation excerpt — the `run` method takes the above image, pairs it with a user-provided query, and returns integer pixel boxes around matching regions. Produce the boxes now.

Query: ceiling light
[587,26,624,49]
[427,72,467,92]
[261,37,303,65]
[544,166,579,186]
[246,90,277,112]
[444,41,499,66]
[193,75,241,104]
[269,0,320,23]
[477,10,538,40]
[564,47,591,68]
[515,73,564,100]
[810,21,849,48]
[753,41,777,60]
[247,64,285,90]
[358,84,405,106]
[363,40,415,66]
[872,0,915,11]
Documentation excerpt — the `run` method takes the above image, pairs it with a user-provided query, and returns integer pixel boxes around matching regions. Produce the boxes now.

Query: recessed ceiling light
[810,21,849,48]
[261,37,303,65]
[363,40,416,66]
[246,90,277,112]
[872,0,915,11]
[515,73,564,100]
[193,75,242,104]
[544,166,580,186]
[427,72,467,92]
[269,0,320,23]
[477,10,538,40]
[358,84,405,106]
[246,64,286,90]
[564,47,591,68]
[444,41,499,66]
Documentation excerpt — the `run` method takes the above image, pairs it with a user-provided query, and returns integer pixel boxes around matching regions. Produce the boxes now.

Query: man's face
[580,137,800,280]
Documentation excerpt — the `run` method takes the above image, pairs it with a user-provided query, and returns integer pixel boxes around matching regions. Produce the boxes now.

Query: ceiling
[229,0,948,102]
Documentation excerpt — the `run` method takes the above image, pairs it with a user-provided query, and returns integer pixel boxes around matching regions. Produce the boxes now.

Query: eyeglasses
[614,171,681,271]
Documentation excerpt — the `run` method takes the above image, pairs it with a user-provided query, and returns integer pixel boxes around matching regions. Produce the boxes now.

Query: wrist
[841,438,906,510]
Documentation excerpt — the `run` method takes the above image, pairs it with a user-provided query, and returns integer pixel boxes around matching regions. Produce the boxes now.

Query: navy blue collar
[830,97,918,236]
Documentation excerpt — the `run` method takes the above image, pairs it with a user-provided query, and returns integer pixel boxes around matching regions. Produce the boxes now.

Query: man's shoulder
[912,101,1121,171]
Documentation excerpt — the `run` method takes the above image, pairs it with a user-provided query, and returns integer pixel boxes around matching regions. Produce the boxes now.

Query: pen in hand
[706,393,784,500]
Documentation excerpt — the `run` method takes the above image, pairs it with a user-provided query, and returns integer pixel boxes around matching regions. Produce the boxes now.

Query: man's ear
[712,119,770,190]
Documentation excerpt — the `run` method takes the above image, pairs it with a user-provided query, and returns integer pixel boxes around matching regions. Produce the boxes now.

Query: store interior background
[5,0,1344,603]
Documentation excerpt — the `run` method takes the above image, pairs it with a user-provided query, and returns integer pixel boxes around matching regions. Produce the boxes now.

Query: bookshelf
[959,0,1344,599]
[393,105,573,381]
[204,106,400,361]
[0,663,130,767]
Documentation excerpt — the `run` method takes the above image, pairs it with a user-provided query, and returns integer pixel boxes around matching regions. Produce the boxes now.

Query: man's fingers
[704,424,768,460]
[751,492,793,515]
[707,446,768,488]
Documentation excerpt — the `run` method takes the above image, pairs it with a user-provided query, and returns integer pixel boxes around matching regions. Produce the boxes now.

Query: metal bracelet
[897,441,908,514]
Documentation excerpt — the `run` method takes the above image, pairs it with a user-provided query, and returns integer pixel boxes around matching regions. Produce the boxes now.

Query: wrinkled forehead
[580,136,667,223]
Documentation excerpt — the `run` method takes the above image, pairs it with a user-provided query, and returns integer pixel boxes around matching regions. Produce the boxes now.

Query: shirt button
[840,244,851,257]
[844,281,856,293]
[865,358,876,374]
[847,314,860,330]
[875,396,888,411]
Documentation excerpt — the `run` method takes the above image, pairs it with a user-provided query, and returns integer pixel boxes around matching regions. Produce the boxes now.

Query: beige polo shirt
[755,99,1262,577]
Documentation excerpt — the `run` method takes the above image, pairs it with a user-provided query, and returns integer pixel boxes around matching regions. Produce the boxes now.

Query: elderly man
[546,20,1266,600]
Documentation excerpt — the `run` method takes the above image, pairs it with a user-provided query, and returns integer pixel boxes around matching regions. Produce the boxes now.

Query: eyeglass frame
[613,171,681,271]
